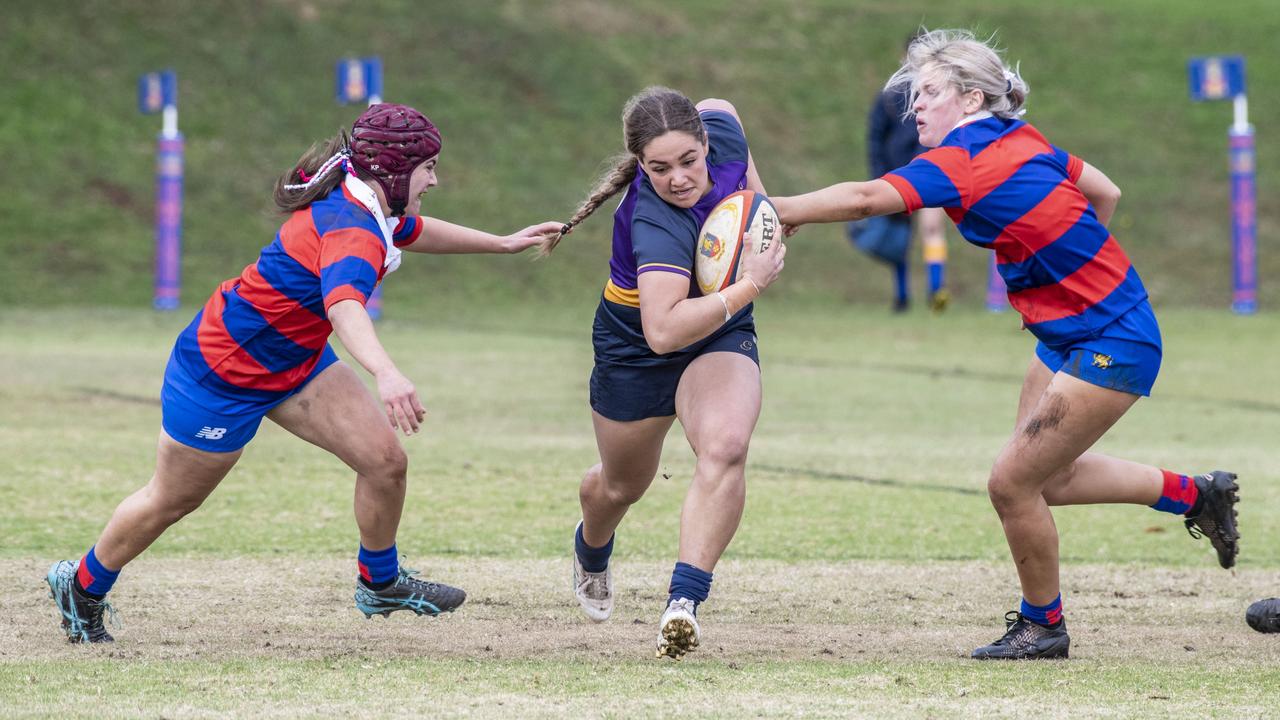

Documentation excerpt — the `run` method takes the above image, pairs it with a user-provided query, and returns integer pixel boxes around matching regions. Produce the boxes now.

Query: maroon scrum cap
[349,103,442,216]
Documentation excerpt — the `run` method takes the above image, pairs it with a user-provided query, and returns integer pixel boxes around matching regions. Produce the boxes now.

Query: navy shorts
[590,325,760,422]
[1035,299,1163,396]
[160,344,340,452]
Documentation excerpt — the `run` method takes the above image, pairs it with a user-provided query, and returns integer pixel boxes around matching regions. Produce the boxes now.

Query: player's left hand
[782,224,801,238]
[505,221,568,253]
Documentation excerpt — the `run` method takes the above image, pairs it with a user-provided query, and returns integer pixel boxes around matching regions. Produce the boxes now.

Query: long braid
[539,154,637,256]
[541,86,702,257]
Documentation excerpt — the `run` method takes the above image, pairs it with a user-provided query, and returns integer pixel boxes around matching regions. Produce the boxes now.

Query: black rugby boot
[354,565,466,618]
[971,611,1070,660]
[1184,471,1240,569]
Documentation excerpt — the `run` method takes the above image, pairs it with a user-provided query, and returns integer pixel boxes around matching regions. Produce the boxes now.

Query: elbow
[643,327,679,356]
[848,190,876,221]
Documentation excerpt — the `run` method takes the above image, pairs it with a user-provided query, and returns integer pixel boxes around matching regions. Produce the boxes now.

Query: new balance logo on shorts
[195,426,227,440]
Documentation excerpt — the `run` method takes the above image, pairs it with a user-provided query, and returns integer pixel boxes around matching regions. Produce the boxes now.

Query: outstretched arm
[1074,161,1121,227]
[770,179,907,228]
[401,218,564,254]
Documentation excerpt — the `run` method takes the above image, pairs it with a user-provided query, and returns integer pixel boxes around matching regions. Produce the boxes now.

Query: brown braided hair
[541,86,705,255]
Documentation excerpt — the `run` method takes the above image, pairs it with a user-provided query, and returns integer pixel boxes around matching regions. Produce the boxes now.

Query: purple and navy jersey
[172,182,423,400]
[597,110,752,354]
[882,116,1148,345]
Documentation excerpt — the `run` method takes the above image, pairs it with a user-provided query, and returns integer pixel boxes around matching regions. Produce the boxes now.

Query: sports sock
[668,561,713,609]
[893,261,909,305]
[358,543,399,590]
[1020,594,1063,627]
[1151,469,1200,516]
[575,523,614,573]
[76,546,119,599]
[927,262,945,296]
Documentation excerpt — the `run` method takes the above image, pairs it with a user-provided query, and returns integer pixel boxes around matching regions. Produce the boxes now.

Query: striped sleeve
[883,147,970,213]
[393,215,425,248]
[632,216,695,279]
[318,226,385,310]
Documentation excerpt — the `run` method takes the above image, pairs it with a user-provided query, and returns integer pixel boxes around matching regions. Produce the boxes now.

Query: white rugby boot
[573,522,614,622]
[655,597,700,659]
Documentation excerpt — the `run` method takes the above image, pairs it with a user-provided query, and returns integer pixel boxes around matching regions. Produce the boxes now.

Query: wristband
[715,291,732,321]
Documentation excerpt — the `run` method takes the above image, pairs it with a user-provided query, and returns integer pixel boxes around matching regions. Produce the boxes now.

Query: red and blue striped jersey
[172,182,423,399]
[883,116,1148,345]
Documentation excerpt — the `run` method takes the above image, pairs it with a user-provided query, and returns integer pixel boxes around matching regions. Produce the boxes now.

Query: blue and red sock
[76,546,119,599]
[667,562,713,611]
[1151,469,1200,516]
[358,543,399,590]
[1021,594,1063,627]
[575,523,614,573]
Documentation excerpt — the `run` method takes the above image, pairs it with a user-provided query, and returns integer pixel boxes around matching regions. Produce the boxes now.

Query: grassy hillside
[2,0,1277,311]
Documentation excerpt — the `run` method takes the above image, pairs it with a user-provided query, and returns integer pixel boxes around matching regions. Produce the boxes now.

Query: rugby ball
[694,190,779,295]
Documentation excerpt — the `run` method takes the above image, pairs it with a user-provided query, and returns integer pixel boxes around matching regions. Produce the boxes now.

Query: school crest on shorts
[1091,353,1113,369]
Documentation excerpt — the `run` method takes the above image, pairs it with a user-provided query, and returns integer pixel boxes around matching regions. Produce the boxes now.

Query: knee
[584,464,648,508]
[358,441,408,488]
[696,433,751,474]
[146,487,205,526]
[986,464,1027,517]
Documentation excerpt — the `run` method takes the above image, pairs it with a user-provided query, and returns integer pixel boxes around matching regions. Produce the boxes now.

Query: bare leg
[579,412,675,547]
[268,362,407,551]
[673,352,762,571]
[989,363,1141,605]
[94,432,241,570]
[1016,358,1163,507]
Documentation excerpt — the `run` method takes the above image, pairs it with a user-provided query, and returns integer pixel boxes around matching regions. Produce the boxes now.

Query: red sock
[1151,469,1198,515]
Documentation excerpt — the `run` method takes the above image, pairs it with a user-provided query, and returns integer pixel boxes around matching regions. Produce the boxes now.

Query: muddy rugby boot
[655,597,700,660]
[971,611,1070,660]
[1247,598,1280,634]
[46,560,118,644]
[1184,471,1240,569]
[354,565,466,618]
[573,552,614,623]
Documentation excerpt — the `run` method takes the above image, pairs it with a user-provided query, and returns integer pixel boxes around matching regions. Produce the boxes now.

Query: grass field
[4,0,1279,310]
[1,302,1278,718]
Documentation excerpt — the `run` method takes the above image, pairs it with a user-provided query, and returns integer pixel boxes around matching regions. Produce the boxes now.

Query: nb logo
[195,426,227,440]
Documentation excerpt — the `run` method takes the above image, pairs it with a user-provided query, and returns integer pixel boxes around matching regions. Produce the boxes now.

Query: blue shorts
[160,344,340,452]
[590,325,760,422]
[1035,299,1162,396]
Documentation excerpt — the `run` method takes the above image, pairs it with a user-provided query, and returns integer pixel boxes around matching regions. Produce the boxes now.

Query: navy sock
[667,561,713,609]
[358,543,399,590]
[893,262,909,304]
[1020,594,1064,627]
[575,523,614,573]
[76,546,119,599]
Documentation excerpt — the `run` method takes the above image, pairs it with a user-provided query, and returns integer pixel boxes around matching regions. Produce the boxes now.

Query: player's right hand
[738,238,786,292]
[376,369,426,435]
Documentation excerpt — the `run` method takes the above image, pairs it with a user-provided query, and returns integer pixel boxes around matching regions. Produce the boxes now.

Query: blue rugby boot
[971,611,1070,660]
[354,564,466,618]
[1184,471,1240,569]
[46,560,118,644]
[1246,598,1280,634]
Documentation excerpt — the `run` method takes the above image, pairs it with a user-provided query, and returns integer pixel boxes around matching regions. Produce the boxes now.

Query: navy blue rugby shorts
[589,323,760,422]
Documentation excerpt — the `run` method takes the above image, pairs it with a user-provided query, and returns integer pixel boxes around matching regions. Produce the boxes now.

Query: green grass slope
[2,0,1277,310]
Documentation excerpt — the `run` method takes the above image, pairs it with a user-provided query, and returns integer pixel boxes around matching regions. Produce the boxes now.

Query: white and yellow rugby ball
[694,190,779,296]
